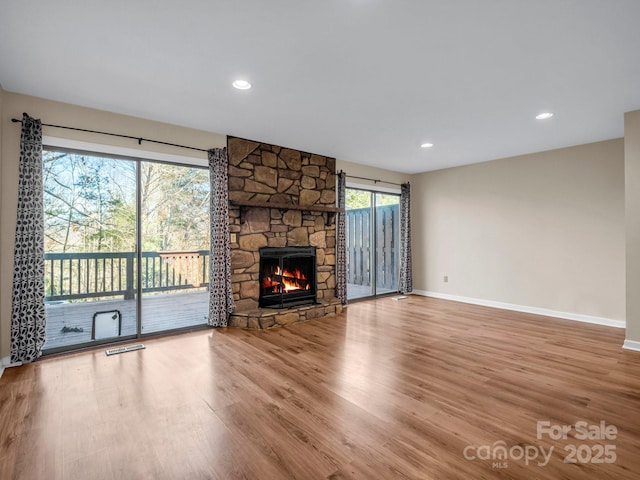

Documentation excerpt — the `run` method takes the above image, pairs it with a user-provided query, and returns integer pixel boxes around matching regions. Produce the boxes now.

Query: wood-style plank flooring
[1,295,640,479]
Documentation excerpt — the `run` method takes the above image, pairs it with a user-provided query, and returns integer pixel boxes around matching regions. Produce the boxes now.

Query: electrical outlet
[444,275,448,283]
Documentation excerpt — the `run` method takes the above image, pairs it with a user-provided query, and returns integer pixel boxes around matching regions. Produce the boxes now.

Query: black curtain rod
[11,116,210,153]
[344,173,404,187]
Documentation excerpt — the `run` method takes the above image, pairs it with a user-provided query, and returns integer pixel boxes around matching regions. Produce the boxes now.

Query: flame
[262,265,310,293]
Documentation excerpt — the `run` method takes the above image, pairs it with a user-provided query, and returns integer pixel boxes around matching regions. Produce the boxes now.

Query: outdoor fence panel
[346,204,398,289]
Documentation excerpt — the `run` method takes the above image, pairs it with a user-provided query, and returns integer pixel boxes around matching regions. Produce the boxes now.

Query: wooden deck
[44,290,209,350]
[45,286,388,349]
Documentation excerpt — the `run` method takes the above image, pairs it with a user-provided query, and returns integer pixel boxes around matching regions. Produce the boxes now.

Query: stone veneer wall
[227,137,341,326]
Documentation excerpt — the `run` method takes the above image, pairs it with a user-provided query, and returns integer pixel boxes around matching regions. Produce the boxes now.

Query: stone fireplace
[227,137,343,329]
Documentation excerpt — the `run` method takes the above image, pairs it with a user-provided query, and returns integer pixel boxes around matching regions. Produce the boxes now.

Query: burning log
[265,273,310,290]
[261,264,311,293]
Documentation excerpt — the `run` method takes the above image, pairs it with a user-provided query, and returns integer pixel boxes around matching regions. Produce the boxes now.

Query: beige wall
[625,110,640,342]
[336,159,411,190]
[0,92,225,359]
[411,139,625,322]
[0,84,4,357]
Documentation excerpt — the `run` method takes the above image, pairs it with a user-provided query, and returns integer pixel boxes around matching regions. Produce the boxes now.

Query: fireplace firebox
[259,246,317,308]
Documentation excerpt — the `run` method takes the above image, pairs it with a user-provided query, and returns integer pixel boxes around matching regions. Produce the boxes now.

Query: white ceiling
[1,1,640,174]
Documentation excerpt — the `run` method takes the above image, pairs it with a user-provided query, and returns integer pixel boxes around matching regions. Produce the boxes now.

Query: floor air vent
[105,344,145,356]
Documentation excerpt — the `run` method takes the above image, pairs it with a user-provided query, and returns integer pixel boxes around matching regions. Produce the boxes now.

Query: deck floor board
[44,290,209,350]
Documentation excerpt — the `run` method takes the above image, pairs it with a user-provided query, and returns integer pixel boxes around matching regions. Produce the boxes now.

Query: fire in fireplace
[262,265,310,293]
[259,246,317,308]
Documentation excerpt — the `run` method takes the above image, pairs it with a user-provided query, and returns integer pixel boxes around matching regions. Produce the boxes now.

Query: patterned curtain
[208,148,235,326]
[335,171,347,305]
[11,113,46,363]
[398,182,413,294]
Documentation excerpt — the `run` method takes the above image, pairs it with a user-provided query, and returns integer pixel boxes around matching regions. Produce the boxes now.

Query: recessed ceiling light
[232,80,252,90]
[536,112,554,120]
[420,142,434,148]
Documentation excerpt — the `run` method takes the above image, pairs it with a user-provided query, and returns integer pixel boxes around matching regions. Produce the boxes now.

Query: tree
[140,163,210,252]
[44,152,137,253]
[43,151,210,254]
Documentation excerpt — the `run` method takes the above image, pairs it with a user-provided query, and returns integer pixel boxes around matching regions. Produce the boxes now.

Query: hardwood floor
[1,295,639,479]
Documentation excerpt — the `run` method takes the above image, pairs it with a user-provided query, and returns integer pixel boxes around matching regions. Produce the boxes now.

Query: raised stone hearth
[227,137,341,329]
[230,298,343,329]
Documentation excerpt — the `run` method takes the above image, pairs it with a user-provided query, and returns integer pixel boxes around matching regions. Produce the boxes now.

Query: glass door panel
[346,189,373,300]
[43,150,137,351]
[140,162,210,334]
[375,193,400,295]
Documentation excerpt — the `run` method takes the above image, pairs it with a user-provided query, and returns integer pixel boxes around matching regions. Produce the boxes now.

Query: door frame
[42,139,210,355]
[345,184,400,301]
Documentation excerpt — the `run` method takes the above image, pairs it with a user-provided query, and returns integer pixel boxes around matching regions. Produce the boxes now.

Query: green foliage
[345,189,371,209]
[346,188,399,210]
[376,193,401,207]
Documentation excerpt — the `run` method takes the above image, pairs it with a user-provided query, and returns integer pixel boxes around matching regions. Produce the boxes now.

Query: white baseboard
[0,356,9,380]
[412,290,625,329]
[623,340,640,352]
[0,356,23,380]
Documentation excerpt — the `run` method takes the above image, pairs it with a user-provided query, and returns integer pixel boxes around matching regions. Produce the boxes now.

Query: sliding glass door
[140,162,210,334]
[42,148,209,352]
[345,188,400,300]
